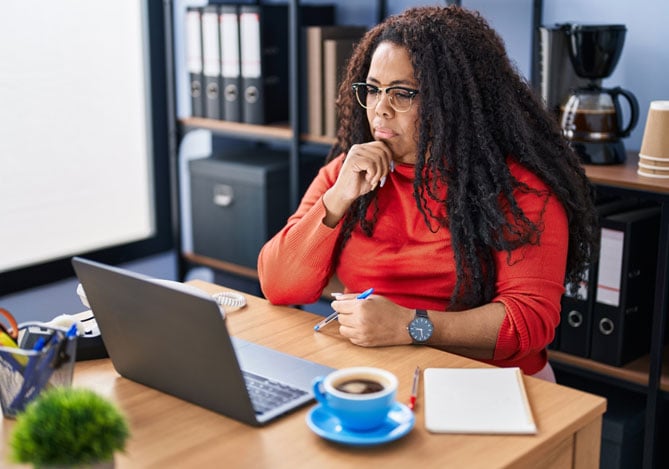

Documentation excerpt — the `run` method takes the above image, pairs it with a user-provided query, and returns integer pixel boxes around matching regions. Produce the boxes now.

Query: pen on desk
[408,366,420,411]
[313,288,374,332]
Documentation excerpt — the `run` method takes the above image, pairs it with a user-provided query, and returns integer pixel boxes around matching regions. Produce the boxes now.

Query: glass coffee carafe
[561,84,639,164]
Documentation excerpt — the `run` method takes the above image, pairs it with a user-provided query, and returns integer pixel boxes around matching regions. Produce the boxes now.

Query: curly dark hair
[326,5,599,310]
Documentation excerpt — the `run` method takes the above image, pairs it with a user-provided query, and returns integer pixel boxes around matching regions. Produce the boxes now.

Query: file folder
[185,7,204,118]
[590,206,660,366]
[239,4,334,125]
[306,26,366,136]
[323,36,363,138]
[220,4,241,122]
[558,198,642,358]
[202,5,222,119]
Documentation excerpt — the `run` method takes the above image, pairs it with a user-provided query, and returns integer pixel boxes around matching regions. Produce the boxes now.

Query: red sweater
[258,154,567,375]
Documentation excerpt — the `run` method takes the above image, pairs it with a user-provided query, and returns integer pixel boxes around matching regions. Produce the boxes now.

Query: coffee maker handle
[611,87,639,138]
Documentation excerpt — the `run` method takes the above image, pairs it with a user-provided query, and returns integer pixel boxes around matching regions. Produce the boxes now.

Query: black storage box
[189,147,323,269]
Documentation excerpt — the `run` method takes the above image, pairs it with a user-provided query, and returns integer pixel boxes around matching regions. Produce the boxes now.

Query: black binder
[185,7,204,118]
[220,4,241,122]
[202,5,222,119]
[239,4,334,125]
[558,198,642,357]
[590,206,660,366]
[559,268,593,356]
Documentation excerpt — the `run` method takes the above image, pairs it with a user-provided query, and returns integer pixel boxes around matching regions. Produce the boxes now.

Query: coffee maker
[559,24,639,164]
[539,24,593,118]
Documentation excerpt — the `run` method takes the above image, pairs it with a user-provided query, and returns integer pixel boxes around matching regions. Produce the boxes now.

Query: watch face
[409,317,434,342]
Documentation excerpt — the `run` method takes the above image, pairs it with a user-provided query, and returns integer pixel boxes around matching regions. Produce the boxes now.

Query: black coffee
[335,379,384,394]
[560,107,618,140]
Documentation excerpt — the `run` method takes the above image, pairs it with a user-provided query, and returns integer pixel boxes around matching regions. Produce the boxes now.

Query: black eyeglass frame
[352,82,420,113]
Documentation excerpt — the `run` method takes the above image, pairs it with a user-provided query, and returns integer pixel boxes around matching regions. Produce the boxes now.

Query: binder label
[221,12,240,78]
[186,10,202,74]
[240,12,261,78]
[596,228,624,306]
[202,11,220,77]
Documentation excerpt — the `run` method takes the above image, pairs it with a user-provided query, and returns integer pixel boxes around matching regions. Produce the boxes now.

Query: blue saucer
[305,402,415,446]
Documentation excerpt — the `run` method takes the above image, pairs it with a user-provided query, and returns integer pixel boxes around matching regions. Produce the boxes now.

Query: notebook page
[424,367,537,434]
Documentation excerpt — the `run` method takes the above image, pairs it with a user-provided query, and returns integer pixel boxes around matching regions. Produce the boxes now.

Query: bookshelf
[567,152,669,468]
[168,0,384,283]
[545,152,669,469]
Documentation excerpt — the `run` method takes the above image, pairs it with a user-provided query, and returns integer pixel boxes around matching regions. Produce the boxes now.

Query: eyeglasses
[352,82,419,113]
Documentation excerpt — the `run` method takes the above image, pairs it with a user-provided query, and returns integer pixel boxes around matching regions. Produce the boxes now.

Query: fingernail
[331,292,343,298]
[390,160,395,172]
[379,176,386,187]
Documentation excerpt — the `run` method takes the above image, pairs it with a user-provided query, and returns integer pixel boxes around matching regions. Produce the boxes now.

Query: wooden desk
[0,281,606,468]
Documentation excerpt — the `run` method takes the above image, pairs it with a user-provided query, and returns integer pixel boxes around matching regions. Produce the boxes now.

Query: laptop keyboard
[243,371,308,414]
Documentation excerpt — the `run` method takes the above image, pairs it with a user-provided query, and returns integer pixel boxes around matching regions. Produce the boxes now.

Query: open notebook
[424,367,537,434]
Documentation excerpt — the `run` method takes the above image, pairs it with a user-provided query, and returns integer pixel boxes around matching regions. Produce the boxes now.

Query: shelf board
[178,117,336,146]
[179,117,292,142]
[549,347,669,392]
[183,252,259,280]
[583,152,669,195]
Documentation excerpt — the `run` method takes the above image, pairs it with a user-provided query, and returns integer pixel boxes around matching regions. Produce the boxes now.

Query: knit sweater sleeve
[491,163,568,364]
[257,156,345,305]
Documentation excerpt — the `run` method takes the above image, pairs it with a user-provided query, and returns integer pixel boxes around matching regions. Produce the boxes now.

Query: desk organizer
[0,323,77,418]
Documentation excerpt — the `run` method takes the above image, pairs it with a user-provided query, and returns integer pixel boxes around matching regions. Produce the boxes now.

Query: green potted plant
[8,387,129,468]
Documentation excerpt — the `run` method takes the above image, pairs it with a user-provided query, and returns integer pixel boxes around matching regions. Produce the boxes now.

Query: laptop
[71,256,335,426]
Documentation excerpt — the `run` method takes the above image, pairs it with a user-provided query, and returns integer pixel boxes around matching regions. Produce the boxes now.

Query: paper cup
[639,101,669,160]
[639,154,669,165]
[637,168,669,179]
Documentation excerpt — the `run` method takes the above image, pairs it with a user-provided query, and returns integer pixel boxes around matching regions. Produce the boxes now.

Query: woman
[257,6,598,381]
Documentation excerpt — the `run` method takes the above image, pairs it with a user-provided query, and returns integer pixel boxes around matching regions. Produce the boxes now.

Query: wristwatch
[408,309,434,344]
